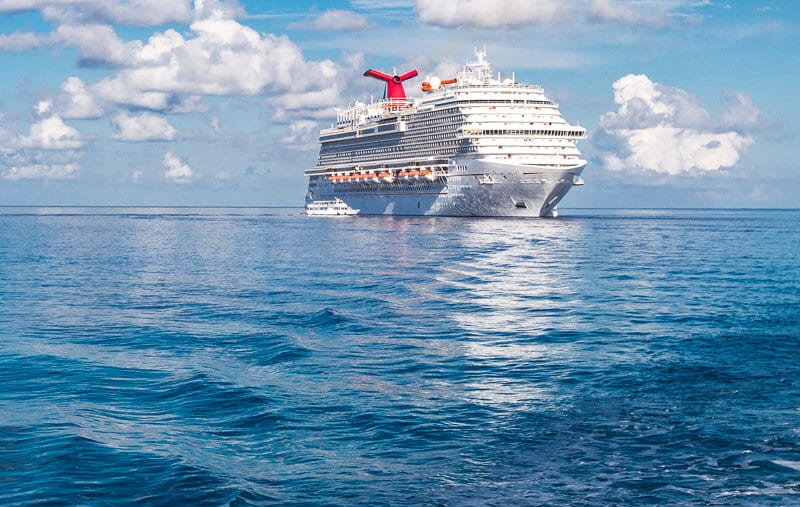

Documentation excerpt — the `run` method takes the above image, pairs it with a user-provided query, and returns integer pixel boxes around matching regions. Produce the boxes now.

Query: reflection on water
[2,209,799,505]
[440,218,584,335]
[417,218,586,408]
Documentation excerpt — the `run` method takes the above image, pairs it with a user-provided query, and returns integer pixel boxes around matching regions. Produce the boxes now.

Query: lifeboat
[369,172,380,183]
[420,168,435,181]
[398,169,410,180]
[378,171,394,183]
[408,168,420,179]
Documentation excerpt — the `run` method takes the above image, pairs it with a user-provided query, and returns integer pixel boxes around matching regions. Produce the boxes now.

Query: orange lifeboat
[398,169,410,180]
[420,168,435,181]
[379,171,394,183]
[408,168,420,179]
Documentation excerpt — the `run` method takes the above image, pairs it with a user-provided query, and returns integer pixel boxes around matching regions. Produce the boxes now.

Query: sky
[0,0,798,208]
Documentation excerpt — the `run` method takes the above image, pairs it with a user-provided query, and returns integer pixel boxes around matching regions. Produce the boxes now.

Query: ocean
[1,207,798,505]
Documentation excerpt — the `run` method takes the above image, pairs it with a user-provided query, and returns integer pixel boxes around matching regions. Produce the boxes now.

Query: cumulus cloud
[595,74,758,175]
[414,0,676,28]
[280,120,318,151]
[162,151,194,183]
[16,115,85,150]
[587,0,663,25]
[1,105,85,181]
[1,163,80,180]
[0,30,51,51]
[57,77,105,119]
[415,0,568,27]
[295,9,370,31]
[270,88,341,122]
[112,112,177,141]
[55,23,139,66]
[0,0,196,26]
[167,95,208,114]
[54,10,343,120]
[720,91,763,132]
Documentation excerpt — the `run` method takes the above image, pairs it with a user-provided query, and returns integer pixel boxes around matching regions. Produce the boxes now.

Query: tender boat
[305,198,360,216]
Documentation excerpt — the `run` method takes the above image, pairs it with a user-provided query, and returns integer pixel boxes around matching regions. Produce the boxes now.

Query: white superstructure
[304,48,587,217]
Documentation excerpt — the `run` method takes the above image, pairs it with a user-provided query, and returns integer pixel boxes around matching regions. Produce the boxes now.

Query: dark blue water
[1,207,798,505]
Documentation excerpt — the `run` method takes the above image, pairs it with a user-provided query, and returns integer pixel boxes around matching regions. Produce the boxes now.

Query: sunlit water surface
[1,208,798,505]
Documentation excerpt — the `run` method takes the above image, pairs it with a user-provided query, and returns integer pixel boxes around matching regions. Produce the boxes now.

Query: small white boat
[478,174,495,185]
[305,198,360,216]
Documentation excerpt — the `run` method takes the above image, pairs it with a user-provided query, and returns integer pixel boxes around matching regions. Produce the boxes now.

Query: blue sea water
[1,207,798,505]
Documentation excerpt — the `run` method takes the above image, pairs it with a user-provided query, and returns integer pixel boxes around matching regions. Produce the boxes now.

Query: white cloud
[0,30,51,51]
[16,115,85,150]
[599,74,711,130]
[415,0,569,27]
[270,88,340,122]
[351,0,413,8]
[596,74,757,175]
[587,0,664,25]
[210,117,221,135]
[414,0,678,27]
[167,95,208,114]
[0,0,195,26]
[54,10,343,119]
[55,23,139,66]
[280,120,318,151]
[58,77,105,119]
[89,77,173,111]
[720,91,763,132]
[300,10,369,31]
[1,163,80,180]
[112,112,177,141]
[162,151,195,183]
[34,99,53,116]
[1,108,86,181]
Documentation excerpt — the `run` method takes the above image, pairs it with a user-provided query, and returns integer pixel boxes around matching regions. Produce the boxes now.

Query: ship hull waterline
[307,159,586,218]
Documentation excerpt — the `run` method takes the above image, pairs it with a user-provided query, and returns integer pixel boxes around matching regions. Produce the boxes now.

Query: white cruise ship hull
[307,158,585,218]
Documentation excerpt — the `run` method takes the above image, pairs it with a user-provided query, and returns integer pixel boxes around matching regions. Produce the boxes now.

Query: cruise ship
[304,48,586,217]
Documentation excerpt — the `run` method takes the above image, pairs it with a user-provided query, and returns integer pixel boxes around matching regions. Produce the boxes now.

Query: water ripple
[1,208,798,504]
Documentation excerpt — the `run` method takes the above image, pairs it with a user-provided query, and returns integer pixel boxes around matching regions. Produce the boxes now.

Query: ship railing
[335,99,416,126]
[428,81,545,93]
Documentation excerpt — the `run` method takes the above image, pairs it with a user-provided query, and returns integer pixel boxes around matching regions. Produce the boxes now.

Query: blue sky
[0,0,797,208]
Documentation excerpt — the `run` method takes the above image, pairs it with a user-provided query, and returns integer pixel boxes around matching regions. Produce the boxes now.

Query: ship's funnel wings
[363,68,418,102]
[398,70,418,82]
[363,69,392,81]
